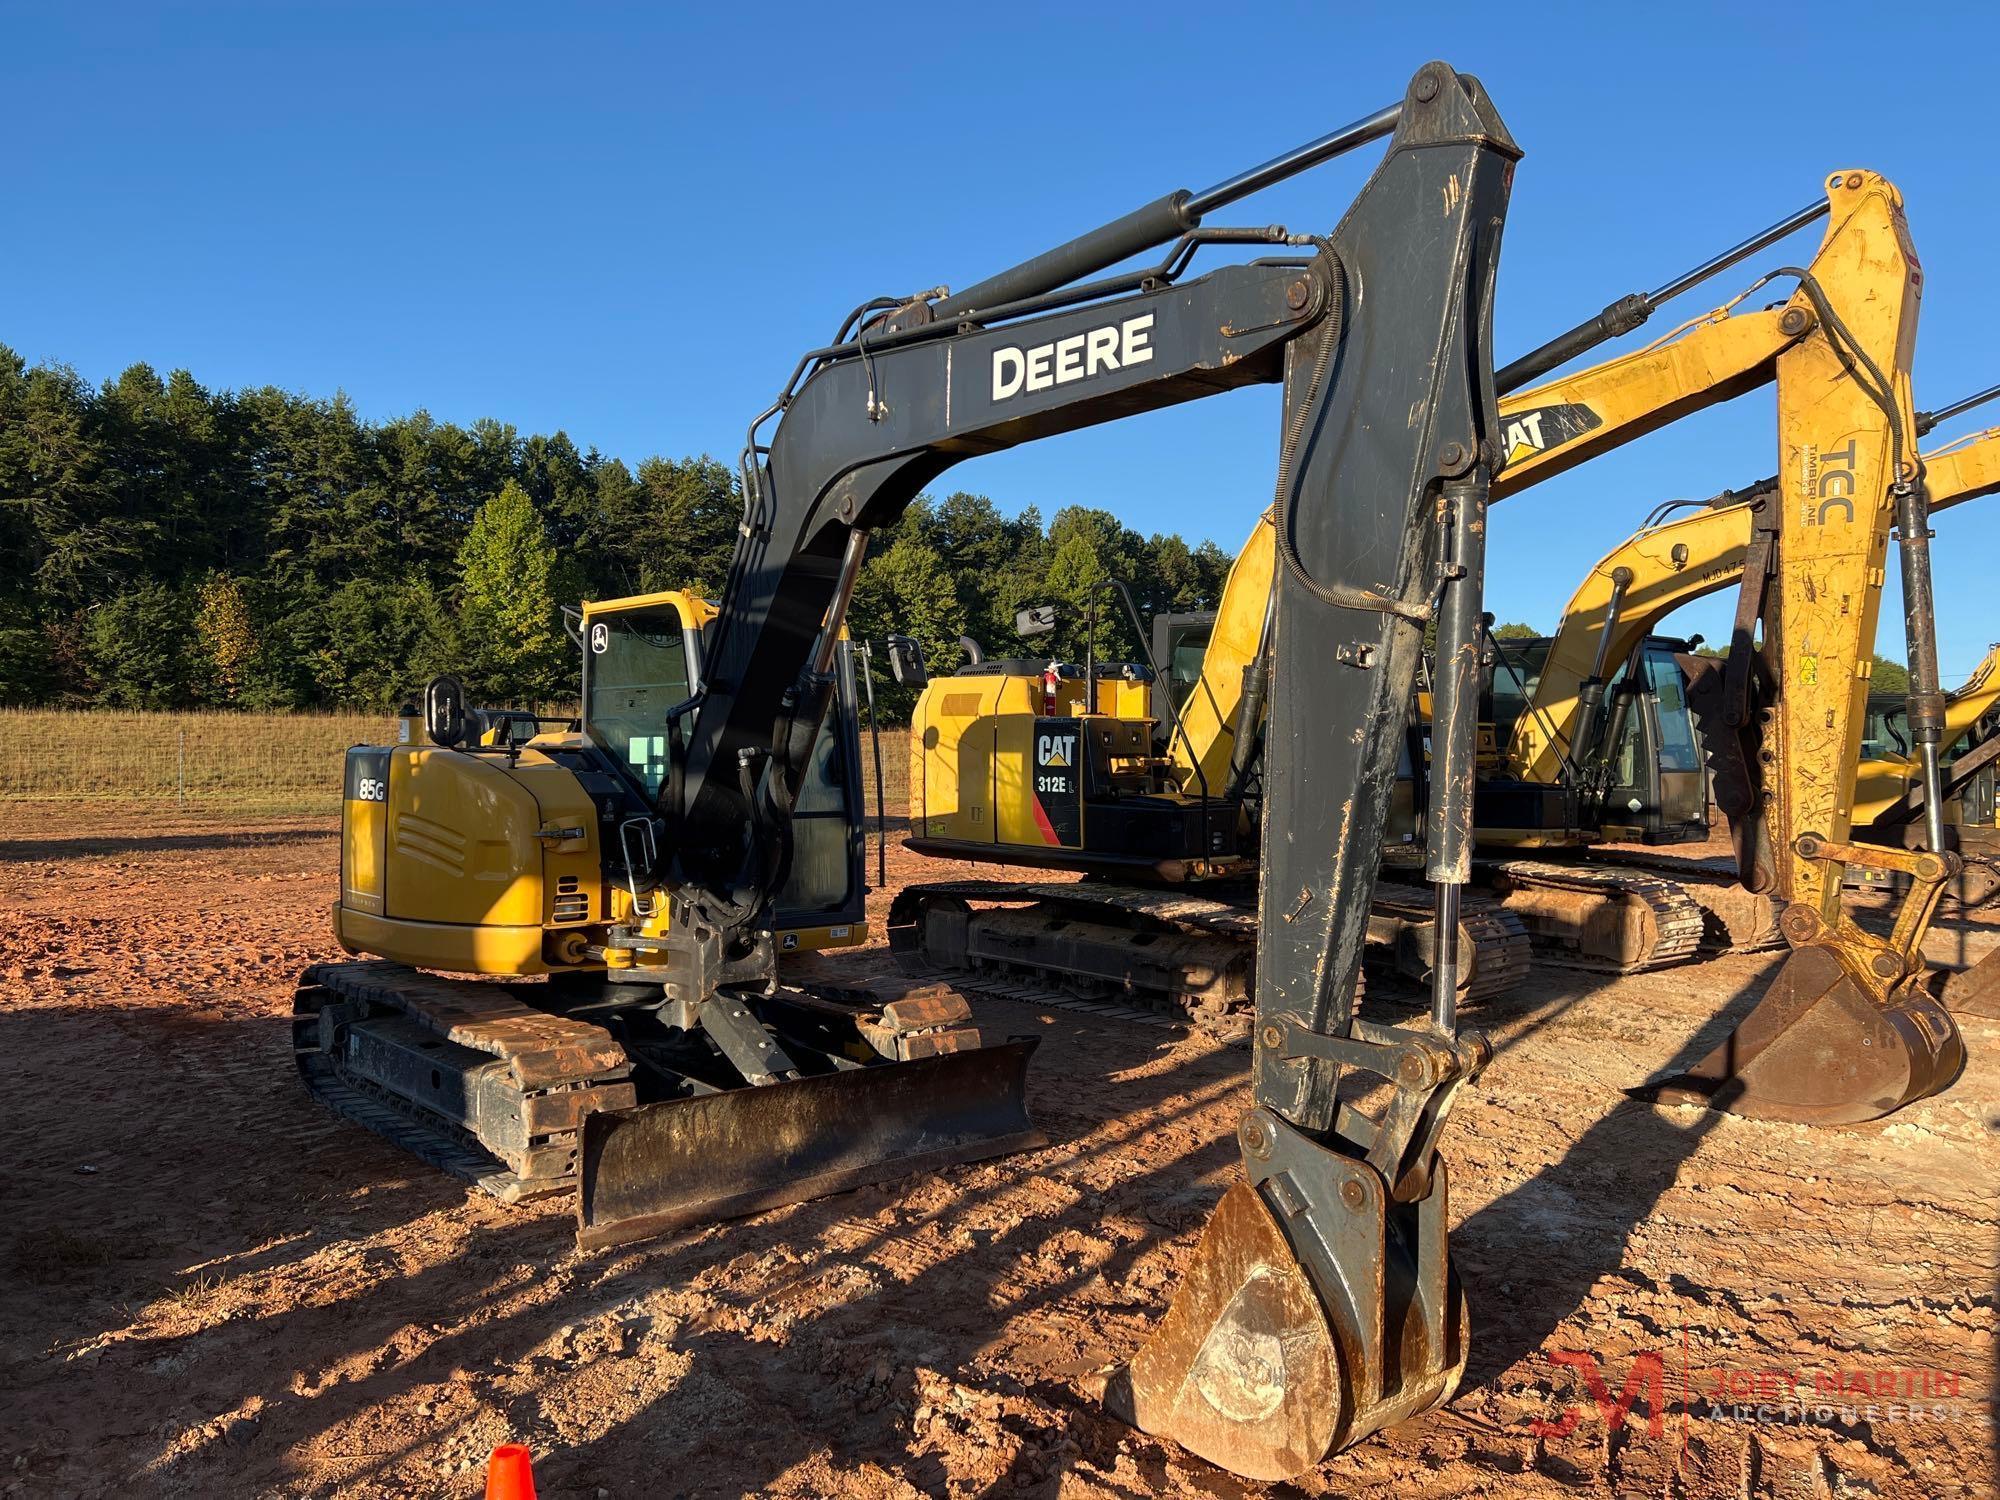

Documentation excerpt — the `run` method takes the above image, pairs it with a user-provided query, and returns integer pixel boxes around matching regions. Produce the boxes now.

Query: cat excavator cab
[300,64,1524,1479]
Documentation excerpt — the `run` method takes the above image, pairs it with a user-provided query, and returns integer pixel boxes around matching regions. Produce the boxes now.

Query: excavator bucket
[576,1039,1042,1250]
[1646,944,1963,1123]
[1104,1182,1341,1477]
[1099,1110,1468,1481]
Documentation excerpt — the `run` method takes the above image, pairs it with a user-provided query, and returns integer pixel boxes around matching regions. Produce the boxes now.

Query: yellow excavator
[897,167,1967,1123]
[1848,643,2000,910]
[1467,396,2000,941]
[302,587,1038,1214]
[299,68,1531,1479]
[1137,401,2000,976]
[1855,640,2000,837]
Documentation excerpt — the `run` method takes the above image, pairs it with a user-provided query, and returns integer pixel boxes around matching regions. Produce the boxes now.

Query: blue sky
[6,2,1998,676]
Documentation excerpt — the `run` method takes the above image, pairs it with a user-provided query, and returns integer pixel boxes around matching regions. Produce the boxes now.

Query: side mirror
[886,635,929,689]
[1015,604,1056,638]
[424,675,468,748]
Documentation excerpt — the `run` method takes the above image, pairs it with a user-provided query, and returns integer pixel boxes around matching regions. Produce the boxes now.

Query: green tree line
[0,344,1238,716]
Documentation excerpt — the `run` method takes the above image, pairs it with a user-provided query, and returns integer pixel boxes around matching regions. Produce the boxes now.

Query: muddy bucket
[1645,945,1964,1123]
[576,1039,1042,1250]
[1101,1108,1469,1481]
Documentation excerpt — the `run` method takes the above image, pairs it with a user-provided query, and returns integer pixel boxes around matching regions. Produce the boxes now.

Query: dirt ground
[0,805,1993,1499]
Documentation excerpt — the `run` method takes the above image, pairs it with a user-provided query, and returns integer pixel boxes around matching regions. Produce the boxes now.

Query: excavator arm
[1166,174,1898,792]
[1512,415,2000,788]
[1161,170,1964,1124]
[1655,177,1965,1120]
[585,64,1519,1480]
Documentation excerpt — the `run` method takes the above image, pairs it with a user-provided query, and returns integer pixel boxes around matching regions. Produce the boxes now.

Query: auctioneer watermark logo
[1530,1345,1969,1444]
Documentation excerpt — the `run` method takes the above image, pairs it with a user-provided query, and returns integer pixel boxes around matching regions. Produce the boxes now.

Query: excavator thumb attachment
[1101,1109,1467,1481]
[1644,943,1962,1124]
[576,1039,1042,1251]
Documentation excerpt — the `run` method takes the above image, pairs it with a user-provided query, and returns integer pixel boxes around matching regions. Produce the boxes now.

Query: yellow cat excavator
[896,168,1966,1123]
[1473,395,2000,936]
[1133,401,2000,980]
[1854,639,2000,864]
[299,67,1529,1479]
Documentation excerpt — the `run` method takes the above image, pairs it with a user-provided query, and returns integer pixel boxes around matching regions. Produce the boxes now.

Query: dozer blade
[576,1039,1042,1251]
[1943,946,2000,1020]
[1100,1109,1468,1481]
[1645,945,1964,1124]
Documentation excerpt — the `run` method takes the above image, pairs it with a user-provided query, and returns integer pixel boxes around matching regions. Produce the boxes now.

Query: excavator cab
[1481,633,1709,846]
[579,592,870,947]
[1149,608,1221,730]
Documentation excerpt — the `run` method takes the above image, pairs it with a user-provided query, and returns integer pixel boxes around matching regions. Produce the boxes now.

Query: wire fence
[0,709,917,820]
[0,709,392,815]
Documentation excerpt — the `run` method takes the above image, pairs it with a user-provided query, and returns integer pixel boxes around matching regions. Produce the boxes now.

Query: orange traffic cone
[485,1443,536,1500]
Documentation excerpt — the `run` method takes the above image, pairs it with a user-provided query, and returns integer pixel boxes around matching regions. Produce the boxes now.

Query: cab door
[1600,641,1708,843]
[772,640,868,946]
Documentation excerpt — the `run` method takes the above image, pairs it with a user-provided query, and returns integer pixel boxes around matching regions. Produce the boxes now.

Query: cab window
[1644,650,1701,773]
[1489,638,1550,748]
[585,606,693,797]
[1164,624,1213,712]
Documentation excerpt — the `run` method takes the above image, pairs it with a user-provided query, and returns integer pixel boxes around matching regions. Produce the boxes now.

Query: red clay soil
[0,804,1992,1498]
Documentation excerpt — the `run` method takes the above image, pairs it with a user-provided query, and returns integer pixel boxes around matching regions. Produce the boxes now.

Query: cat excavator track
[1473,860,1709,972]
[1587,848,1786,950]
[888,878,1531,1025]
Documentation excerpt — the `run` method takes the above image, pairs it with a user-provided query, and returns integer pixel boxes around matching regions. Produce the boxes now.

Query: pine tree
[1870,655,1910,694]
[849,535,966,717]
[1042,533,1112,660]
[456,480,569,702]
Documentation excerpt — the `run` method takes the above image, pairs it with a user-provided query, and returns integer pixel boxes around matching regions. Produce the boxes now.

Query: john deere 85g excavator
[298,584,1003,1213]
[300,64,1524,1478]
[894,167,1967,1124]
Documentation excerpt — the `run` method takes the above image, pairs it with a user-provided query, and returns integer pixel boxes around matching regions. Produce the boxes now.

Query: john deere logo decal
[1502,403,1603,467]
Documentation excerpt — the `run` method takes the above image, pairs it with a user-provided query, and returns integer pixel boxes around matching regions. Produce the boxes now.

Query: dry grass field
[0,709,393,816]
[0,709,914,821]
